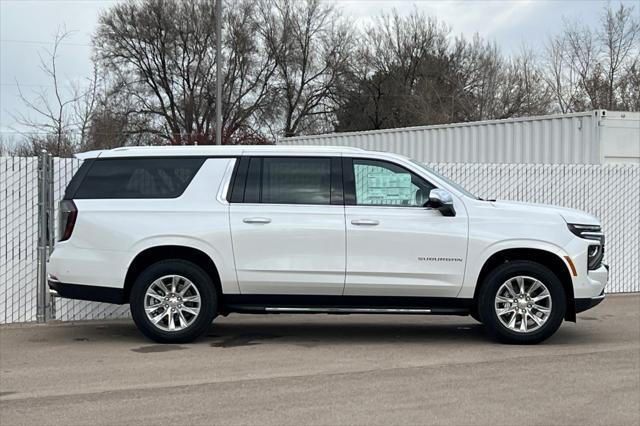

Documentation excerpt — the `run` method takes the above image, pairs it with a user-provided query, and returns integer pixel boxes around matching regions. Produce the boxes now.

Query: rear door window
[71,158,205,199]
[235,157,334,205]
[262,157,331,205]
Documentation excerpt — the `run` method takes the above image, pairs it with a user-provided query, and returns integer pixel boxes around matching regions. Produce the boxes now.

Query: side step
[226,305,469,315]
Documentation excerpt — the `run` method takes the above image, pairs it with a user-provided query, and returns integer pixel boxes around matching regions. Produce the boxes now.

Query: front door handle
[243,217,272,224]
[351,219,380,226]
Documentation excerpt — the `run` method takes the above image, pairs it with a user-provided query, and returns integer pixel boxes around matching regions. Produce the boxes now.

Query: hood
[490,200,600,226]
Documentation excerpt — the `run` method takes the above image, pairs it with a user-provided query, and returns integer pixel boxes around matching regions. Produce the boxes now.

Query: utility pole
[215,0,222,145]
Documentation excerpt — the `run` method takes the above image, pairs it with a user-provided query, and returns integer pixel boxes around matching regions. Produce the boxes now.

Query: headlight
[567,224,603,241]
[587,244,604,270]
[568,224,605,270]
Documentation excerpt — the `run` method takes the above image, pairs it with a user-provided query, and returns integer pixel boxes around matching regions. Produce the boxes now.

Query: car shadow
[35,315,606,348]
[205,318,491,347]
[221,318,620,348]
[43,317,490,346]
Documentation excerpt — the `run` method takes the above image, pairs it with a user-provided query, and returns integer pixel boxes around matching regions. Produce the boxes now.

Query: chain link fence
[1,155,639,324]
[1,154,129,324]
[1,157,40,323]
[429,163,639,297]
[50,158,130,322]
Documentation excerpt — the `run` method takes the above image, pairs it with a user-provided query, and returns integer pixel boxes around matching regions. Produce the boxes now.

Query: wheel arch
[124,245,223,304]
[473,248,576,322]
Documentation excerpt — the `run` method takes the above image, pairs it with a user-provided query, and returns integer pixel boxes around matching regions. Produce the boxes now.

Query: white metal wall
[282,110,640,164]
[1,158,638,324]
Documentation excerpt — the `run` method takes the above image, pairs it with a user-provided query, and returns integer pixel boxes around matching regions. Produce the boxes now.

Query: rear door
[229,155,346,295]
[343,157,468,298]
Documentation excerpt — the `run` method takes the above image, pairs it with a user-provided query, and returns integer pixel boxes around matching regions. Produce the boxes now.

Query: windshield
[410,160,478,199]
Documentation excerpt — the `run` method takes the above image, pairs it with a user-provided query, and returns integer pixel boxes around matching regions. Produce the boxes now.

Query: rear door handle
[351,219,380,226]
[243,217,271,224]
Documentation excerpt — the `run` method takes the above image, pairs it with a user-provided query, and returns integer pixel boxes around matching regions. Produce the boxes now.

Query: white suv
[48,146,608,344]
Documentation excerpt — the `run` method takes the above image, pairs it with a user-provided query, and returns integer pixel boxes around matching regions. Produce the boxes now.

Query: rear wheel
[478,261,565,344]
[130,260,217,343]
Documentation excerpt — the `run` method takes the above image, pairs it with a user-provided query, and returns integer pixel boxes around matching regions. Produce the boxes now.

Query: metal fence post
[36,150,47,322]
[47,153,56,319]
[36,150,54,322]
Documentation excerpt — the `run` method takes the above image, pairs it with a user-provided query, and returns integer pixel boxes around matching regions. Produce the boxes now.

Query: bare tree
[619,58,640,111]
[496,49,554,117]
[73,64,101,149]
[81,88,156,151]
[96,0,216,143]
[11,0,634,154]
[222,0,278,142]
[336,10,459,131]
[95,0,278,144]
[258,0,354,137]
[365,10,449,88]
[543,34,581,113]
[544,3,639,112]
[11,28,83,156]
[600,3,640,109]
[0,135,15,156]
[449,34,503,121]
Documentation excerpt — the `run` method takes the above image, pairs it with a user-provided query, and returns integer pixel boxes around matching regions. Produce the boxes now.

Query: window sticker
[361,172,414,204]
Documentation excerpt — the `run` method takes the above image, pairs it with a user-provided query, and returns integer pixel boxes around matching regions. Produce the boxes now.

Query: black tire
[469,311,482,323]
[130,260,217,343]
[478,260,566,344]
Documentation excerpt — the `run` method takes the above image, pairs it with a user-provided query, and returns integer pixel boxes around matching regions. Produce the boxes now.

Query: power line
[0,39,92,48]
[1,83,85,89]
[0,130,216,137]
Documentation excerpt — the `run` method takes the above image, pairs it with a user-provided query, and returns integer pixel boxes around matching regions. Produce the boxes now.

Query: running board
[226,305,469,315]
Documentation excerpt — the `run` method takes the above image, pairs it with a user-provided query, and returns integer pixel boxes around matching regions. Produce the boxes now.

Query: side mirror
[425,188,456,217]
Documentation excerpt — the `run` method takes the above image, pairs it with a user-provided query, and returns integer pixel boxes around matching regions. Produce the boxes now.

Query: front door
[229,156,346,295]
[344,158,468,298]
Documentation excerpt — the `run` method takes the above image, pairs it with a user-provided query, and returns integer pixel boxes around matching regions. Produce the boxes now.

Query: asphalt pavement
[1,294,639,425]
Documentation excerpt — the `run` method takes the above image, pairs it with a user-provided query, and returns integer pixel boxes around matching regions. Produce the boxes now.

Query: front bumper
[575,290,606,313]
[574,263,608,314]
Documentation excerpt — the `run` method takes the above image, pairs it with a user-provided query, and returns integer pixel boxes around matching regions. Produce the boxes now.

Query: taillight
[58,200,77,241]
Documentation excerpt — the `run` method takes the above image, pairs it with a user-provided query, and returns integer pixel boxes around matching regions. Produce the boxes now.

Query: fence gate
[1,151,129,324]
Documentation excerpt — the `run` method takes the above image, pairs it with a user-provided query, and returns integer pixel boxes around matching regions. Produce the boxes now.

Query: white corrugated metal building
[281,110,640,164]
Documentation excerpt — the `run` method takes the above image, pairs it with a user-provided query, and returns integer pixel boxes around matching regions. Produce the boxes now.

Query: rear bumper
[48,278,126,304]
[47,243,130,289]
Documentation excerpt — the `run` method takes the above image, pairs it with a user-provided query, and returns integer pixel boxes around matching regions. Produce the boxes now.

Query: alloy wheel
[494,275,552,333]
[144,275,201,332]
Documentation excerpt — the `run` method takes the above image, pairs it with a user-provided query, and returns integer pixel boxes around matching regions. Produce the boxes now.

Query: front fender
[458,238,573,298]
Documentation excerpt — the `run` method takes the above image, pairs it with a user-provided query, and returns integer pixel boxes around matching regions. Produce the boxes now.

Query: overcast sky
[1,0,637,138]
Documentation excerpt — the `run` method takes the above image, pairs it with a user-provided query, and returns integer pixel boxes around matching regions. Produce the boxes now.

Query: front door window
[353,159,435,207]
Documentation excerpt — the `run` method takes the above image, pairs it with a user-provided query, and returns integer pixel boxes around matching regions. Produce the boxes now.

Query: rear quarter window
[70,158,205,199]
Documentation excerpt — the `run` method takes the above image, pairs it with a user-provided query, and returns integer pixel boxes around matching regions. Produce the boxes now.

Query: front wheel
[478,261,566,344]
[130,260,217,343]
